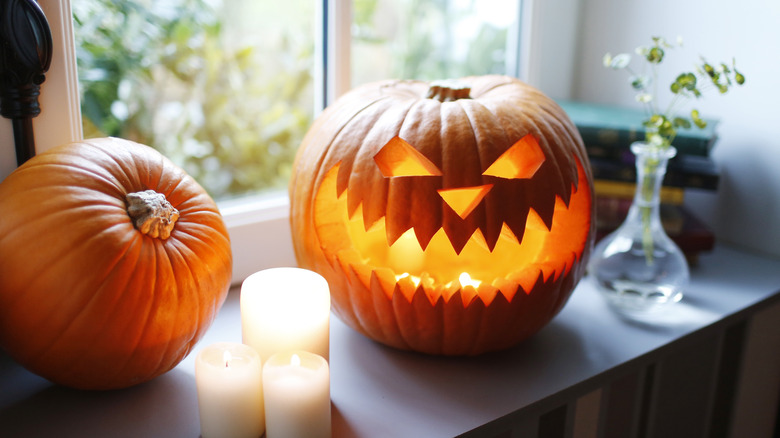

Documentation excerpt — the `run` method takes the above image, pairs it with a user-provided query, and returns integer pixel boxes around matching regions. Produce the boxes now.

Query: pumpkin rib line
[106,236,159,384]
[0,201,129,300]
[348,98,419,229]
[155,169,191,207]
[131,241,175,380]
[23,223,140,369]
[155,240,185,376]
[109,239,167,385]
[308,95,396,215]
[534,101,582,202]
[91,139,147,194]
[25,161,127,195]
[457,98,506,249]
[166,237,207,352]
[468,76,516,98]
[69,234,148,386]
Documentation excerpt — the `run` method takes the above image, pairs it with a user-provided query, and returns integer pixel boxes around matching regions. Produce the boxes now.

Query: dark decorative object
[0,0,52,166]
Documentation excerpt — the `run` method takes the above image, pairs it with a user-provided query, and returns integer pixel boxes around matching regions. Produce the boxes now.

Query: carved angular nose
[437,184,493,219]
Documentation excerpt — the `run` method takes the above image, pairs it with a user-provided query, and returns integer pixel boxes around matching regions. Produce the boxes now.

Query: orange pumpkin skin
[0,138,232,390]
[290,76,595,355]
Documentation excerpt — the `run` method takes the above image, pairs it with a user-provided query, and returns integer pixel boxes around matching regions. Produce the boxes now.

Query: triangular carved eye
[374,136,443,177]
[483,134,546,179]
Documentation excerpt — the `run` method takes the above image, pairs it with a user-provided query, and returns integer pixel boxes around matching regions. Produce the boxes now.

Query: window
[351,0,522,85]
[3,0,533,283]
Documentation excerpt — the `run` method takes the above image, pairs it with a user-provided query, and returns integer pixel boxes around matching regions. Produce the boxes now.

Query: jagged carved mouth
[312,136,592,306]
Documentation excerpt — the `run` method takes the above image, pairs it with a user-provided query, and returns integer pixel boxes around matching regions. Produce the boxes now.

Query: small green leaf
[673,117,691,129]
[648,114,664,127]
[647,47,664,63]
[703,62,716,78]
[675,72,697,91]
[735,70,745,85]
[658,118,675,137]
[691,109,707,128]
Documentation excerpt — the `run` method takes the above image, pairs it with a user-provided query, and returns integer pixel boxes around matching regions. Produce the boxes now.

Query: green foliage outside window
[74,0,514,199]
[74,0,314,199]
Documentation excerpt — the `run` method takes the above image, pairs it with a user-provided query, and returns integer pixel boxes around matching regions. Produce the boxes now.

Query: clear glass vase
[588,142,690,317]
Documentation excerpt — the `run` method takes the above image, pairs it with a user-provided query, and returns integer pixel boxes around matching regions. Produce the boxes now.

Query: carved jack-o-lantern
[290,76,594,355]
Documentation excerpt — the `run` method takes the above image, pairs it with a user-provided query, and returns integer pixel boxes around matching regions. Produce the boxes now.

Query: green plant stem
[638,157,661,265]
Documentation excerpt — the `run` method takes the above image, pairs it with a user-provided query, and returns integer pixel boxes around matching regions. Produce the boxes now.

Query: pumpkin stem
[426,80,471,102]
[126,190,179,239]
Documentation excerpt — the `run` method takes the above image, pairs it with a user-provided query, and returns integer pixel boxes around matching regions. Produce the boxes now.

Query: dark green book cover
[557,100,719,157]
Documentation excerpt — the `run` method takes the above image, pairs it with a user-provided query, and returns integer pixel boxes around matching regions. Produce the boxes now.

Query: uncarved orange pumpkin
[290,76,594,355]
[0,137,232,390]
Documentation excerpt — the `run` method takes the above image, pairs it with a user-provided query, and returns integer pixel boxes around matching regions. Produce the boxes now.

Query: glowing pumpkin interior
[312,133,592,307]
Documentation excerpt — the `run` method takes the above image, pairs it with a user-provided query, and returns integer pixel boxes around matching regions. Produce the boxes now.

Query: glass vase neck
[630,142,678,161]
[630,142,677,209]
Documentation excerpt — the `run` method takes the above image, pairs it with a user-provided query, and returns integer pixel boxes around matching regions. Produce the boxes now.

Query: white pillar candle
[195,342,264,438]
[263,350,331,438]
[241,268,330,362]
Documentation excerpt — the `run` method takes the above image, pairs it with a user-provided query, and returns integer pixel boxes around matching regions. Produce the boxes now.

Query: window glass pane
[73,0,315,200]
[352,0,518,85]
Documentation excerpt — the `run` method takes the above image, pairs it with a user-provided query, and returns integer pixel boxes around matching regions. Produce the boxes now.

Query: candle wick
[223,350,232,368]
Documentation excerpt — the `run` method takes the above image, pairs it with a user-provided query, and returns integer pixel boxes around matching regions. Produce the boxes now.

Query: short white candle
[263,350,331,438]
[195,342,264,438]
[241,268,330,362]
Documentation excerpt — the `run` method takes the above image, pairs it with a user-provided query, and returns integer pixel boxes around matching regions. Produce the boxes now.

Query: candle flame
[291,353,301,367]
[459,272,481,288]
[223,350,232,368]
[394,272,423,287]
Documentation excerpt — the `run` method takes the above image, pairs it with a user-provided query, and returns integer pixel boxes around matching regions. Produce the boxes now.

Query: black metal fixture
[0,0,53,167]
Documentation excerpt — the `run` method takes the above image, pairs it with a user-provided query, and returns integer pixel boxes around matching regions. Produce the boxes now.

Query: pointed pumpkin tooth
[478,217,502,252]
[443,223,473,255]
[372,267,397,300]
[476,283,499,307]
[469,228,491,252]
[385,212,412,246]
[347,193,362,220]
[412,223,439,251]
[503,207,529,245]
[539,203,556,231]
[491,277,520,302]
[531,193,556,231]
[385,175,417,241]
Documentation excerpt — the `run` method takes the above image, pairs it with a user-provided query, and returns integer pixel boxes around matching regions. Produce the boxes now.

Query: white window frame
[2,0,576,285]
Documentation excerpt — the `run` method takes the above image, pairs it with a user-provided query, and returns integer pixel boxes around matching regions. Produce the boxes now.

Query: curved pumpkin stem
[126,190,179,239]
[426,80,471,102]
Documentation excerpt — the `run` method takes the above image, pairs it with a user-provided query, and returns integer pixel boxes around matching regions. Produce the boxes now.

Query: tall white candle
[263,350,331,438]
[241,268,330,362]
[195,342,264,438]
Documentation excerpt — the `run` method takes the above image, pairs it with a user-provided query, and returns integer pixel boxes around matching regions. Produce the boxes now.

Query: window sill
[1,243,778,437]
[218,192,296,284]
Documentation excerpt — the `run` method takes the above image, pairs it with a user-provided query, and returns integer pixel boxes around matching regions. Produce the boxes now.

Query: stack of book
[558,100,718,264]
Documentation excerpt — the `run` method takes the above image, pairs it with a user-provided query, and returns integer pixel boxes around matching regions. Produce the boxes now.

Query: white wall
[568,0,780,258]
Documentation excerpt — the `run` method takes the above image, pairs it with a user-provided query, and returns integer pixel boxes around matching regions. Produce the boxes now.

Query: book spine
[579,127,716,157]
[588,156,720,191]
[594,180,685,204]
